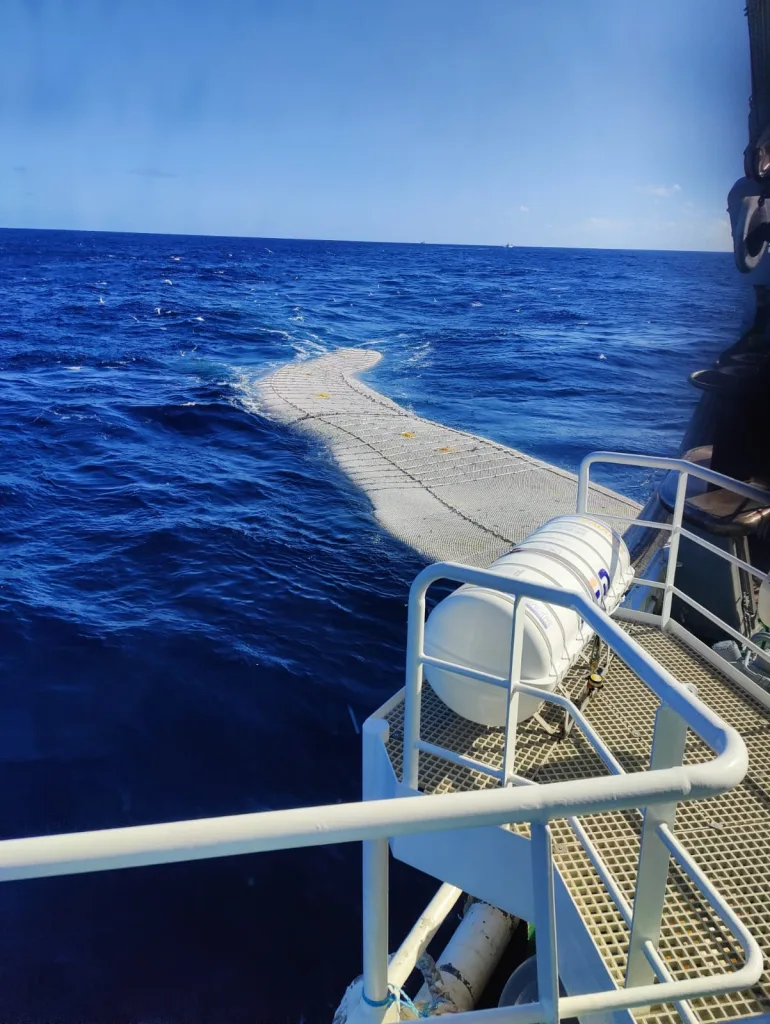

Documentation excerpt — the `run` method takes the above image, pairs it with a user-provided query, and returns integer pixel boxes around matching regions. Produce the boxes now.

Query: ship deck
[384,623,770,1024]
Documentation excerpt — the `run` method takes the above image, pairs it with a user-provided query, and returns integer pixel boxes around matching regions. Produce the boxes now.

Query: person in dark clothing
[727,164,770,350]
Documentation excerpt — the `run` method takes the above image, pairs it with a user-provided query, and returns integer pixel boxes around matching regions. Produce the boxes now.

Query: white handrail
[0,750,743,884]
[402,564,746,794]
[378,459,766,1018]
[577,450,770,664]
[394,561,760,1020]
[577,451,770,512]
[0,458,759,1021]
[0,575,746,882]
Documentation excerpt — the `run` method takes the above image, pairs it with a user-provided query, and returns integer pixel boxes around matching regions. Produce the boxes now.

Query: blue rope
[395,986,427,1018]
[362,984,430,1017]
[361,991,390,1008]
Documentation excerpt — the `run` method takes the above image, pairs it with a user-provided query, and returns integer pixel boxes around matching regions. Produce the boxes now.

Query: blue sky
[1,0,750,250]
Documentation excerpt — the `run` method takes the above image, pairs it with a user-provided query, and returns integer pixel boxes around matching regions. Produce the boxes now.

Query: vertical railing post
[576,455,592,514]
[403,578,428,790]
[661,471,688,629]
[362,719,390,1018]
[531,822,559,1024]
[503,597,526,786]
[625,700,689,988]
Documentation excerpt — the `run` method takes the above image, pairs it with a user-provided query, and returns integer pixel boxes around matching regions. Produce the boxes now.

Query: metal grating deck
[384,623,770,1023]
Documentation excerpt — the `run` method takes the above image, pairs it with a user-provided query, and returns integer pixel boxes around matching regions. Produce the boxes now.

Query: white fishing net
[258,349,641,567]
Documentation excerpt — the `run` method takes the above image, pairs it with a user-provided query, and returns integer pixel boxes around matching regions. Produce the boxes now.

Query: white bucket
[423,515,633,726]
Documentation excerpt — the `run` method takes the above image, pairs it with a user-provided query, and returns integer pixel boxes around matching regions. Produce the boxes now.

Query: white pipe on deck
[414,902,516,1013]
[388,883,463,991]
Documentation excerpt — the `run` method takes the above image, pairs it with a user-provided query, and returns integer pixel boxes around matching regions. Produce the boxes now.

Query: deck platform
[385,623,770,1024]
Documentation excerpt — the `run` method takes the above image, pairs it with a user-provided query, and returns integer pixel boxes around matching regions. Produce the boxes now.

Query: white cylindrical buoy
[423,515,633,726]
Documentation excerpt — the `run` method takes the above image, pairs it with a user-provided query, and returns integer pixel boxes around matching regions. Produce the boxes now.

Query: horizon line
[0,223,732,256]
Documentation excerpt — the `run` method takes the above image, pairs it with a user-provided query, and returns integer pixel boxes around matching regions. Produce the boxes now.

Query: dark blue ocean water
[0,228,747,1023]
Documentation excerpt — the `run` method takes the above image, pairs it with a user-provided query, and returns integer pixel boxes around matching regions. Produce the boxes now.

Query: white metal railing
[577,451,770,672]
[0,572,757,1023]
[394,560,761,1024]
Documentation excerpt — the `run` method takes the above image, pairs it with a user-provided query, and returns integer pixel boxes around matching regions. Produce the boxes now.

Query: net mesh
[259,349,641,566]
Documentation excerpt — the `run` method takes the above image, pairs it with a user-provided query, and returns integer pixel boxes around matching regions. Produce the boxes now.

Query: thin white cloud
[643,184,682,198]
[519,205,530,213]
[579,211,730,251]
